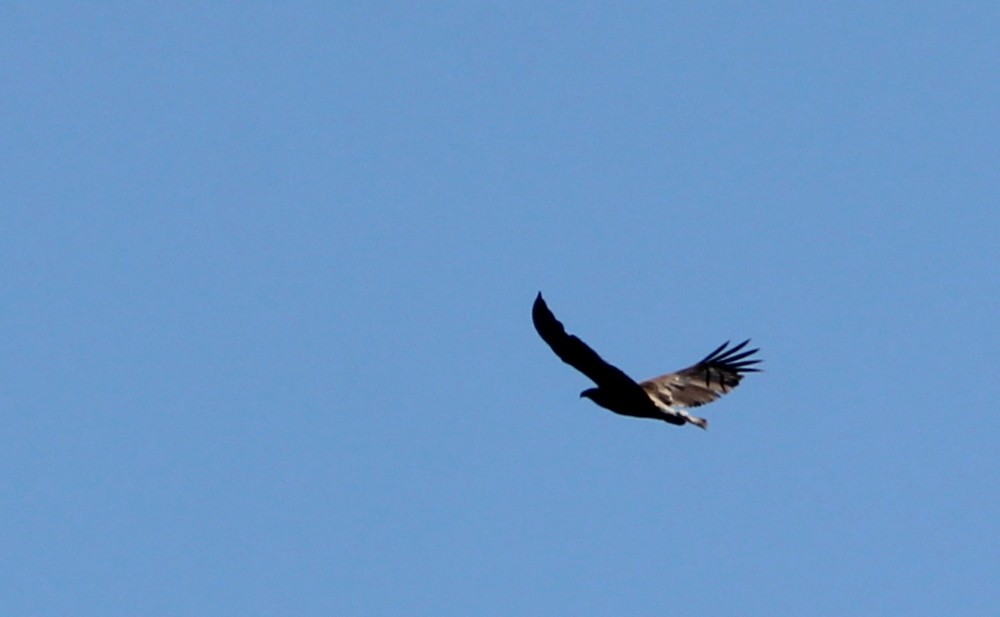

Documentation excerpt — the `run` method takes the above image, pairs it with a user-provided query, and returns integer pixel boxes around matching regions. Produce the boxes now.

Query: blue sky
[3,3,998,615]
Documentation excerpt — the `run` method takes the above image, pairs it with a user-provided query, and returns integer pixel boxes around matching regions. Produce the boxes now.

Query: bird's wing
[532,293,639,390]
[639,340,761,408]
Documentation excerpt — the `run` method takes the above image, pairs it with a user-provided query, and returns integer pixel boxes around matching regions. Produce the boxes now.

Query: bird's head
[580,387,615,412]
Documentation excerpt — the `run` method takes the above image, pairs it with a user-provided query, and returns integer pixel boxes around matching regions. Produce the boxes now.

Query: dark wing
[639,340,761,409]
[531,293,639,390]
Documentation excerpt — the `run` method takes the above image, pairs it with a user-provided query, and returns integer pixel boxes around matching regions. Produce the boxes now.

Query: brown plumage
[532,292,761,429]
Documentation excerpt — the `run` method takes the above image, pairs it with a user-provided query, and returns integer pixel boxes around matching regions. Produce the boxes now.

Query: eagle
[532,292,761,429]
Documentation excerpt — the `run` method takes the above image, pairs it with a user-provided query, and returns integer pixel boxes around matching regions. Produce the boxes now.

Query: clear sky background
[3,3,998,616]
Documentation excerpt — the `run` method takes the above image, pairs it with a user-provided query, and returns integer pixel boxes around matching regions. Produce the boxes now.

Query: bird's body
[532,293,761,429]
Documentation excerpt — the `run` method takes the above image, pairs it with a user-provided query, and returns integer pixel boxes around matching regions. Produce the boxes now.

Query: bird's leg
[675,409,708,430]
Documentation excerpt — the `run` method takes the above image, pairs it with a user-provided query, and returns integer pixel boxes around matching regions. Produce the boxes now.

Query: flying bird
[532,292,761,429]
